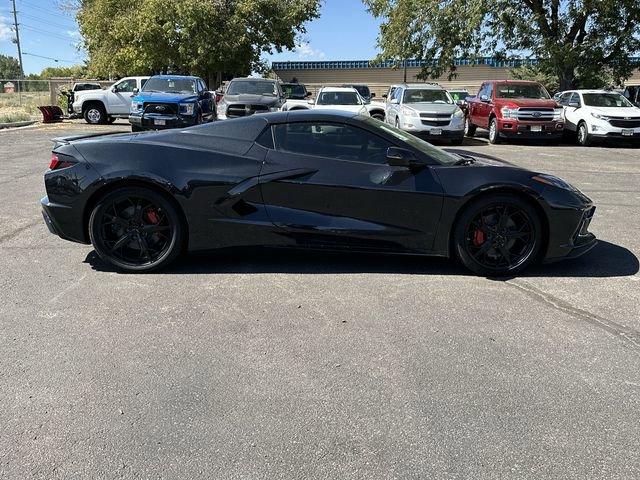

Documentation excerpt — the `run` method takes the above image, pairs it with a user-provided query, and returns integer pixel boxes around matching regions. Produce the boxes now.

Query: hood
[495,98,559,108]
[222,94,281,106]
[589,106,640,118]
[134,91,198,103]
[313,104,367,114]
[403,103,458,114]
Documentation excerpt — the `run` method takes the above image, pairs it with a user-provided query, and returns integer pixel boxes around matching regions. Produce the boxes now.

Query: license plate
[622,129,634,136]
[431,128,442,135]
[154,119,166,126]
[531,125,542,132]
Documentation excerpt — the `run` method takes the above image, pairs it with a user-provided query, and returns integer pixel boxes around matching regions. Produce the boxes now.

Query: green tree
[39,65,88,79]
[75,0,321,85]
[364,0,640,90]
[0,54,22,79]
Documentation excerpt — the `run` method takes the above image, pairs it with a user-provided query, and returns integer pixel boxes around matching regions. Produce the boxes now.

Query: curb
[0,120,37,130]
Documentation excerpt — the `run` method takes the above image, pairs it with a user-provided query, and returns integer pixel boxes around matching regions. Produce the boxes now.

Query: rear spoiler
[51,130,130,149]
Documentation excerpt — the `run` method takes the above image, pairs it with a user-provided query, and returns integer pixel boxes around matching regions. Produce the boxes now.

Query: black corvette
[41,110,596,275]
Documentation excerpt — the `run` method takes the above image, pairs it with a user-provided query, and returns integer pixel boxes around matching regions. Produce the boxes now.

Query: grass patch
[0,91,51,116]
[0,111,32,123]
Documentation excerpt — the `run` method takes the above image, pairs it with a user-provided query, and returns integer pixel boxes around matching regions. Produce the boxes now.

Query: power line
[18,12,78,31]
[22,52,78,64]
[21,24,78,42]
[18,0,76,21]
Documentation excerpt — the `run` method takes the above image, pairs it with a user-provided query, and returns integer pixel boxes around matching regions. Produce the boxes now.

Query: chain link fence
[0,79,53,121]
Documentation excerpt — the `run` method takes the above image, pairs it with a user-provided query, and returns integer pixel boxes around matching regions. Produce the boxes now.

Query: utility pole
[10,0,25,77]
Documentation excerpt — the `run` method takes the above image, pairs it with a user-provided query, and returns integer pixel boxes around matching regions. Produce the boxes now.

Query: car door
[470,84,487,127]
[259,120,445,253]
[107,78,137,114]
[196,79,214,120]
[387,87,402,125]
[563,92,582,131]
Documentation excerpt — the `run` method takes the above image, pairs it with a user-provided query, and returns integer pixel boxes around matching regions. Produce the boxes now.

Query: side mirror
[370,93,376,98]
[390,98,399,104]
[307,99,315,105]
[455,99,464,106]
[480,94,490,102]
[386,147,422,168]
[568,101,580,108]
[110,86,116,93]
[132,87,139,95]
[305,92,312,98]
[382,94,388,99]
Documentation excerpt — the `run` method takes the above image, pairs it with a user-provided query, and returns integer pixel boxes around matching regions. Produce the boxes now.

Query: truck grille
[227,104,270,117]
[516,108,554,121]
[419,112,452,127]
[143,102,178,115]
[608,117,640,128]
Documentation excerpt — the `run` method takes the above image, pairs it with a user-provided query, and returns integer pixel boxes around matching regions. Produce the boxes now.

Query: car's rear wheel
[488,117,500,144]
[454,194,542,276]
[371,112,385,121]
[89,187,183,272]
[464,117,476,137]
[577,121,592,146]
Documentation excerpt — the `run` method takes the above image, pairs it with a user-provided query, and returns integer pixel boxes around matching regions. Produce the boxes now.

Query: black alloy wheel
[454,194,542,276]
[89,187,183,272]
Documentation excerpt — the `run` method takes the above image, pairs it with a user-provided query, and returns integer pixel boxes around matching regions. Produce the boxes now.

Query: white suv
[312,87,369,116]
[385,83,465,145]
[558,89,640,146]
[72,76,149,124]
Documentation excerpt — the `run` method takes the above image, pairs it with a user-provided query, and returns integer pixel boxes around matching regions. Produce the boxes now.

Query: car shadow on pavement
[84,240,638,278]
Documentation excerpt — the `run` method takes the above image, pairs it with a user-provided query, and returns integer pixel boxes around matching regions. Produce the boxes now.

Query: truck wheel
[488,118,500,144]
[106,116,116,124]
[450,135,464,146]
[577,122,592,146]
[464,117,476,137]
[83,103,106,125]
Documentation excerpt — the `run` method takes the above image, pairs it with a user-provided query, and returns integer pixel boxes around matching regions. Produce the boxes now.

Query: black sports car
[41,110,596,275]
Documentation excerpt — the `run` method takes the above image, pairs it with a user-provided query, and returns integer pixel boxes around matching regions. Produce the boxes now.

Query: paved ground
[1,120,639,479]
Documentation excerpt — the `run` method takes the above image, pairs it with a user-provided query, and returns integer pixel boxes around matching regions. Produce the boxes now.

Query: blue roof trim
[273,57,640,70]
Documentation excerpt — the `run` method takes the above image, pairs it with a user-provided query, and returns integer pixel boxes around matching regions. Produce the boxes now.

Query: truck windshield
[583,93,634,108]
[317,91,361,105]
[143,78,196,94]
[227,81,277,96]
[348,85,371,98]
[362,116,462,166]
[496,84,550,99]
[282,84,307,98]
[403,89,452,104]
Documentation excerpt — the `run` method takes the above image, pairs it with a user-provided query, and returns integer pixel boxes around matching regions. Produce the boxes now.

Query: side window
[558,92,571,105]
[273,122,394,163]
[256,127,274,150]
[140,78,148,89]
[485,83,494,99]
[478,84,487,98]
[570,92,581,106]
[392,87,402,102]
[114,79,136,93]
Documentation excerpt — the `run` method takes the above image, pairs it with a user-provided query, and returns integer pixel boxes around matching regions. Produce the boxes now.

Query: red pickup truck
[465,80,564,144]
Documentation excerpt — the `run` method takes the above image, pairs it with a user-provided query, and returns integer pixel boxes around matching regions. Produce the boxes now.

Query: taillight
[49,153,76,170]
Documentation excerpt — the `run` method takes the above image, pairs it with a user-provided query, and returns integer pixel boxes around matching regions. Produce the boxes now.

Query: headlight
[218,101,227,114]
[179,103,195,115]
[532,173,578,192]
[401,106,418,117]
[553,108,564,120]
[453,107,464,118]
[269,106,280,112]
[591,112,609,121]
[501,106,518,118]
[130,101,142,112]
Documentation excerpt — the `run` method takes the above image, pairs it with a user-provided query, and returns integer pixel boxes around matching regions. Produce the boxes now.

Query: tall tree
[75,0,321,85]
[0,54,22,79]
[364,0,640,90]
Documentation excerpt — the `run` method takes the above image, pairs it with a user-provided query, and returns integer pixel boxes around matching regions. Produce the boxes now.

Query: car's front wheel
[577,121,592,146]
[454,194,542,276]
[89,187,183,272]
[464,116,476,137]
[488,117,500,144]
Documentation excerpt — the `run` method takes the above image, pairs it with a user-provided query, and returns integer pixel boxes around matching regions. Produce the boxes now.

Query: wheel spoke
[499,245,512,266]
[109,231,134,252]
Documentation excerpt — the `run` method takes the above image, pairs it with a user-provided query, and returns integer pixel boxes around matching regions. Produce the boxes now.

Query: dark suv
[218,78,286,119]
[129,75,215,131]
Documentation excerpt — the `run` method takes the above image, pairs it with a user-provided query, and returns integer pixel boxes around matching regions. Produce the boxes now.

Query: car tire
[488,117,500,144]
[464,117,476,137]
[131,125,142,132]
[106,116,116,124]
[450,135,464,146]
[83,103,107,125]
[577,122,592,146]
[89,187,184,273]
[453,194,542,276]
[371,112,385,121]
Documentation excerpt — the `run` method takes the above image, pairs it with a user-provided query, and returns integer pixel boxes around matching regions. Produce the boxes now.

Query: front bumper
[408,129,465,141]
[588,122,640,139]
[544,193,598,262]
[498,119,564,139]
[129,113,198,130]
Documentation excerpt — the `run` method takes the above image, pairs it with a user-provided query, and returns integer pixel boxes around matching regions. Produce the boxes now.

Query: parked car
[342,84,374,102]
[280,82,313,111]
[465,80,564,144]
[312,87,369,116]
[447,89,470,103]
[72,76,149,125]
[385,83,465,145]
[556,89,640,146]
[217,78,285,119]
[129,75,215,132]
[41,110,597,276]
[62,82,102,115]
[341,83,385,120]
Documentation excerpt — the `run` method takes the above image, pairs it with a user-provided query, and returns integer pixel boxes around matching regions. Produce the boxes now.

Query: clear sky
[0,0,382,76]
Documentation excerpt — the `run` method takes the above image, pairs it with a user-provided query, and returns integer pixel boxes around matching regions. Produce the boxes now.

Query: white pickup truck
[72,76,149,124]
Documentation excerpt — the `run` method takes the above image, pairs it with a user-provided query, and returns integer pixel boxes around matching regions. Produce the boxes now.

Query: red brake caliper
[473,229,485,246]
[146,209,159,225]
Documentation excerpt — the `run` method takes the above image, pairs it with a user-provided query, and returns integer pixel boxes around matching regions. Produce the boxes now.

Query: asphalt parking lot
[1,120,639,479]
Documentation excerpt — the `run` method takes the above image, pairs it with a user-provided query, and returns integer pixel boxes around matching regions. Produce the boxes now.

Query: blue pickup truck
[129,75,216,131]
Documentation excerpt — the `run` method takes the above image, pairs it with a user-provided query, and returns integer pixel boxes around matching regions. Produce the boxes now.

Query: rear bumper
[41,196,89,244]
[129,113,198,130]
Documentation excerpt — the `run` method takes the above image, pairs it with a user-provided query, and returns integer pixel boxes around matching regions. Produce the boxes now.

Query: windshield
[282,84,307,98]
[348,85,370,98]
[496,83,550,99]
[142,77,196,94]
[226,80,277,96]
[403,89,452,104]
[317,91,361,105]
[583,93,634,108]
[362,116,461,165]
[448,90,469,101]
